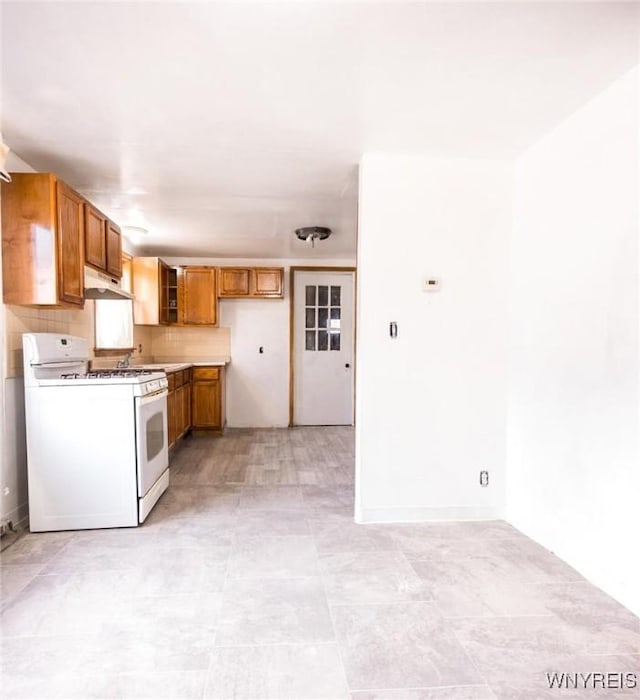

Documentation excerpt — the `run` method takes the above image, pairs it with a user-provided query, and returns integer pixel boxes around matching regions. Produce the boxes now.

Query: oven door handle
[138,389,168,406]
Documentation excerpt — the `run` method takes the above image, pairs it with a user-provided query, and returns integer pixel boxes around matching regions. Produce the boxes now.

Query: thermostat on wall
[423,277,441,292]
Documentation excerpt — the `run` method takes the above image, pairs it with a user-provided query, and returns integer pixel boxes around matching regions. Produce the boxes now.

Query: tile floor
[1,427,639,699]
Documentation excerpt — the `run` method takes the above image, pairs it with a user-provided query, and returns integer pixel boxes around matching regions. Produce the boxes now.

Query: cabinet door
[56,181,85,306]
[183,383,191,433]
[84,203,106,271]
[191,380,221,429]
[167,389,177,448]
[132,257,162,325]
[182,267,217,325]
[106,220,122,278]
[252,268,283,298]
[175,385,185,438]
[218,268,250,297]
[1,173,59,305]
[159,260,170,325]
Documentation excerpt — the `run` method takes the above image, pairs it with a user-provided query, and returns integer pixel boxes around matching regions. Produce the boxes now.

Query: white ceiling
[2,1,638,258]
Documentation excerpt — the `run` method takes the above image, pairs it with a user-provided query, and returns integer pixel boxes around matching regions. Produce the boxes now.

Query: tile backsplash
[150,325,230,359]
[5,305,92,377]
[4,304,154,377]
[3,304,229,377]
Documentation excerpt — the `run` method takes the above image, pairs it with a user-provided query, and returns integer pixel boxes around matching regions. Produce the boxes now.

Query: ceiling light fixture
[122,226,148,244]
[295,226,331,248]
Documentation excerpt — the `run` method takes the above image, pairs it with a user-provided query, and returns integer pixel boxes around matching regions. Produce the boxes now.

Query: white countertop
[135,358,230,372]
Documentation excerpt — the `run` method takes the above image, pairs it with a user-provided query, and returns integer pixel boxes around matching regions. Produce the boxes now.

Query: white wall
[168,257,356,428]
[220,297,289,428]
[507,67,640,616]
[356,154,511,523]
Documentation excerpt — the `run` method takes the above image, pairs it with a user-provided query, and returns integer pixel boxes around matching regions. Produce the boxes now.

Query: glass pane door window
[304,284,341,352]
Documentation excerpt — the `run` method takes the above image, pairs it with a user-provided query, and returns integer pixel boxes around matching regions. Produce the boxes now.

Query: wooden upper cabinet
[56,181,85,307]
[181,266,218,325]
[218,267,251,297]
[159,260,170,325]
[84,201,122,280]
[132,257,170,325]
[2,173,85,307]
[84,202,107,272]
[217,266,284,299]
[105,220,122,279]
[252,267,283,297]
[121,253,133,293]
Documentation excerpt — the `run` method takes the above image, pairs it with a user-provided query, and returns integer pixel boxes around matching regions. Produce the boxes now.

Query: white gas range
[23,333,170,532]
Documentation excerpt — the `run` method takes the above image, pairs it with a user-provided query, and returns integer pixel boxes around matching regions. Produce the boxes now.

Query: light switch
[423,277,441,292]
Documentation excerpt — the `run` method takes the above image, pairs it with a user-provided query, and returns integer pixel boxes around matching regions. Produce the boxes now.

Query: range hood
[84,267,134,301]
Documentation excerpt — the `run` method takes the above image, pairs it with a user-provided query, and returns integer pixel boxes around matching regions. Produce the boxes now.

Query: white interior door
[293,270,354,425]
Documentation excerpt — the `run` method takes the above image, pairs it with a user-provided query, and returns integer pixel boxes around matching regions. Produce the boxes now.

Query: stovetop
[36,366,169,395]
[62,369,156,380]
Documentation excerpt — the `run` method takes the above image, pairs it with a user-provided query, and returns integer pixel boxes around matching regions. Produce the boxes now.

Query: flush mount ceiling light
[295,226,331,248]
[122,225,148,236]
[122,226,148,244]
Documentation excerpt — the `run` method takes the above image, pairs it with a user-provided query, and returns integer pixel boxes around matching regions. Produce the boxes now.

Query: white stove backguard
[23,333,89,385]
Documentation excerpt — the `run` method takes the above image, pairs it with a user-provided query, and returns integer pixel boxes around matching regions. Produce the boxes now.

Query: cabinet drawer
[167,372,176,392]
[193,367,220,381]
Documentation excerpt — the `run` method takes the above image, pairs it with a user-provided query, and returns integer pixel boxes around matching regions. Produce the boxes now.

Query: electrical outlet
[479,470,489,487]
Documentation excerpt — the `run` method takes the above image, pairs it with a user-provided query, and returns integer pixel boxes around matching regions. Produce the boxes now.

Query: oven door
[134,389,169,496]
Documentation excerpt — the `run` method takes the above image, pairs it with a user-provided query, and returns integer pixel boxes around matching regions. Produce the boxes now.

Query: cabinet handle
[345,363,350,368]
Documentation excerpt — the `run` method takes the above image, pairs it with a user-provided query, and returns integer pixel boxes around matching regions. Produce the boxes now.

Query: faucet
[116,352,132,369]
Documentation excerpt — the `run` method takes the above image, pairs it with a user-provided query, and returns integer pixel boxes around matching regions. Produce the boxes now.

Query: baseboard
[356,504,504,524]
[225,422,289,429]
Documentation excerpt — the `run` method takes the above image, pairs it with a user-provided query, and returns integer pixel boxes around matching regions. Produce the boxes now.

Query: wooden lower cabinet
[167,369,193,449]
[175,384,185,439]
[182,382,192,434]
[191,366,225,432]
[167,385,178,449]
[167,365,224,449]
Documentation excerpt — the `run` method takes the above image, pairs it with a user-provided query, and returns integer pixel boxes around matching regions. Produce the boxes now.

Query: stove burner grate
[61,369,155,380]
